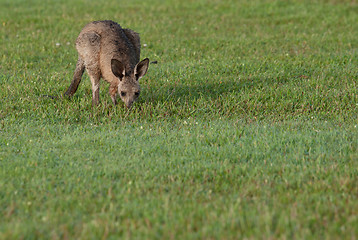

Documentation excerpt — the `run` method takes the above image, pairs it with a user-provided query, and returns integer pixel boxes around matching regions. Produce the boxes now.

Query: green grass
[1,0,357,239]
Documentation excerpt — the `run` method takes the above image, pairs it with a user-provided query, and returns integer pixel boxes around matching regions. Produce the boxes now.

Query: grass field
[1,0,357,239]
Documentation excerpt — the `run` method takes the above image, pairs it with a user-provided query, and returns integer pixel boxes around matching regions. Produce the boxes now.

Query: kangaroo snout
[125,100,134,109]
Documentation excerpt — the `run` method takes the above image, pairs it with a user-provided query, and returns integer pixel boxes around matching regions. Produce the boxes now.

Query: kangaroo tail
[64,57,85,97]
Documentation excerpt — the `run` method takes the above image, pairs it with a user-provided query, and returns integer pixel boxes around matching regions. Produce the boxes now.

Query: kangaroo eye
[120,91,126,97]
[134,91,140,96]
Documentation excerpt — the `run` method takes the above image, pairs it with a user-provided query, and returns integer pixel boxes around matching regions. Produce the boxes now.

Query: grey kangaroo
[65,20,149,108]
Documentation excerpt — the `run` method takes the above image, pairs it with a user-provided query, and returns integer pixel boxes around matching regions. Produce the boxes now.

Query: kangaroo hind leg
[65,32,101,98]
[68,32,102,105]
[88,70,101,106]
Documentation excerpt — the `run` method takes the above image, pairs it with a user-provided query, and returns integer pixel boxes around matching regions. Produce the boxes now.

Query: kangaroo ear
[134,58,149,80]
[111,59,125,80]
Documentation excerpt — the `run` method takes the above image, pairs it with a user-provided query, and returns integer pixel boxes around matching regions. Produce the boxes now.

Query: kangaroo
[64,20,149,108]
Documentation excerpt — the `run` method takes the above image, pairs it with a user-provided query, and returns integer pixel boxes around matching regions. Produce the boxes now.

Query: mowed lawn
[1,0,357,239]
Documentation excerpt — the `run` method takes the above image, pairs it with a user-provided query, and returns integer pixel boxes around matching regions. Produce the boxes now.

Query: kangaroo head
[111,58,149,108]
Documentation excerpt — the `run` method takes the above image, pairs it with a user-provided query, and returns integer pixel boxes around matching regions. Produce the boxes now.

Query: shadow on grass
[142,75,290,104]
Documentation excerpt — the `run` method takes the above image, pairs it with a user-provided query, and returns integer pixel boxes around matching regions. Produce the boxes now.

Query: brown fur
[64,20,149,108]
